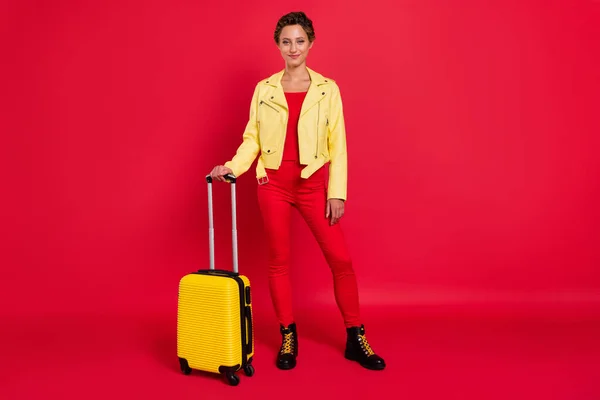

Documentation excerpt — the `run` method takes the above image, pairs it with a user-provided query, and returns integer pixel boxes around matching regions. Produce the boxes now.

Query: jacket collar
[263,67,330,115]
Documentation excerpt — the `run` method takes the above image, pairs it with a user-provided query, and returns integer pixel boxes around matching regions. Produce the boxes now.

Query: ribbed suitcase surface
[177,273,253,374]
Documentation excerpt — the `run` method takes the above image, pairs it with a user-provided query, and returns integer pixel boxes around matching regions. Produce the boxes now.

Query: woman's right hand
[209,165,234,182]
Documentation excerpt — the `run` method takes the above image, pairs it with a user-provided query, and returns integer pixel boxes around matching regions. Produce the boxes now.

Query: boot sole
[276,354,297,370]
[276,361,296,370]
[345,351,386,370]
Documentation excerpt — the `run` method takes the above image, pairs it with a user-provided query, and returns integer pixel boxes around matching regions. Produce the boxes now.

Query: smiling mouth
[289,54,300,59]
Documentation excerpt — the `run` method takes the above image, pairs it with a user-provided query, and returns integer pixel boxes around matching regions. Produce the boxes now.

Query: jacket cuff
[224,161,242,178]
[327,188,347,201]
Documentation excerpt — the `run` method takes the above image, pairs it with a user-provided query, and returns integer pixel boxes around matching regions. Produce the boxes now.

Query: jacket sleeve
[327,83,348,201]
[224,84,261,177]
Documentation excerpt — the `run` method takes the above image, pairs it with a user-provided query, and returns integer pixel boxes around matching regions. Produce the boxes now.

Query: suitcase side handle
[245,306,253,355]
[205,173,238,273]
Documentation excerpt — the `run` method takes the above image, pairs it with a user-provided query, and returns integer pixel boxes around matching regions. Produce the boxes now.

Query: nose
[290,42,297,52]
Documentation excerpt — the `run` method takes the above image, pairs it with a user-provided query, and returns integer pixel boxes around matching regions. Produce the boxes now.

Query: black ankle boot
[345,324,386,370]
[277,323,298,370]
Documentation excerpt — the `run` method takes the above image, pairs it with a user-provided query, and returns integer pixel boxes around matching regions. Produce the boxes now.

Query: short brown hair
[274,12,315,44]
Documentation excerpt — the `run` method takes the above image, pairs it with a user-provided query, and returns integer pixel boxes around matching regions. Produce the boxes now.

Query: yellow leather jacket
[224,67,348,200]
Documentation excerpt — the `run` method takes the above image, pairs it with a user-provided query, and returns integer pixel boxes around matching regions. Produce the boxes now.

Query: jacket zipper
[316,102,320,158]
[260,100,279,113]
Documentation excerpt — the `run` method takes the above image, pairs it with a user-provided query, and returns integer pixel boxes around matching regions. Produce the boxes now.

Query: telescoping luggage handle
[205,174,238,273]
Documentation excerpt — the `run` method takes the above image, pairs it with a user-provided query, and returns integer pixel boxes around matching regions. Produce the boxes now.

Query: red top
[282,92,307,161]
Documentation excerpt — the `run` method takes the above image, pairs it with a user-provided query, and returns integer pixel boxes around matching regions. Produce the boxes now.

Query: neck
[283,63,309,81]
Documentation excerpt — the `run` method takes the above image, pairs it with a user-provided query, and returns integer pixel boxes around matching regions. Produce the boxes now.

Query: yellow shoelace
[280,332,294,354]
[359,334,375,356]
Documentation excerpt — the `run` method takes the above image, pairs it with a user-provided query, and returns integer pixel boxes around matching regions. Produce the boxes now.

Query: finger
[217,167,226,181]
[325,201,330,218]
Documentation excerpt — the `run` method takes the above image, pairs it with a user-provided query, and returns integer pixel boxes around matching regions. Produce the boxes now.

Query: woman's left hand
[326,199,345,226]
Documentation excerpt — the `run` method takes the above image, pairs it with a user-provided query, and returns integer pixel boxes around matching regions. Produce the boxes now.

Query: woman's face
[277,24,313,67]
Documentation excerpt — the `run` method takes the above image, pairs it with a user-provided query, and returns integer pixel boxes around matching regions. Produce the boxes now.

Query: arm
[327,83,348,201]
[223,84,261,178]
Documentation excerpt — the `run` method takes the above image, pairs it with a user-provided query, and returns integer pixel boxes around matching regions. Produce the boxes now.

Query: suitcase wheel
[224,371,240,386]
[243,364,255,377]
[179,358,192,375]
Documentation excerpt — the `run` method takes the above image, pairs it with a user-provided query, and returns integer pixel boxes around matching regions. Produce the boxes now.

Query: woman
[209,11,385,371]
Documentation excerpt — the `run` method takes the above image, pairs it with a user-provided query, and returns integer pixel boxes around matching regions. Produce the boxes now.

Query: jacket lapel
[300,68,329,117]
[262,70,288,110]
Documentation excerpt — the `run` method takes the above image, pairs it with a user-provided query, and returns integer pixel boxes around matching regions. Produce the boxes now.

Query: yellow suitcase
[177,174,255,386]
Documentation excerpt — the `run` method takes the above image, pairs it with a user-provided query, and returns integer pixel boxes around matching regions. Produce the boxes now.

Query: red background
[2,1,599,399]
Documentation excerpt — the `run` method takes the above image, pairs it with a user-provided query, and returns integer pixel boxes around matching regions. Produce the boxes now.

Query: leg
[257,168,299,370]
[296,169,386,370]
[257,182,294,327]
[294,174,361,328]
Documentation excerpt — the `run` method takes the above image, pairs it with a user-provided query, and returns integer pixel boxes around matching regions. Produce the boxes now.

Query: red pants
[257,160,361,328]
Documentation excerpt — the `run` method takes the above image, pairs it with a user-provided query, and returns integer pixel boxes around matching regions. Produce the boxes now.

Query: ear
[309,40,314,49]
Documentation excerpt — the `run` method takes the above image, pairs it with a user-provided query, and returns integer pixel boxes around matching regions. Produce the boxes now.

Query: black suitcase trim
[194,269,253,369]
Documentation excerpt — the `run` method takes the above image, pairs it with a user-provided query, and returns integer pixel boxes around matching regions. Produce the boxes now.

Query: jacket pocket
[258,101,281,149]
[314,109,329,158]
[262,147,278,156]
[259,100,280,114]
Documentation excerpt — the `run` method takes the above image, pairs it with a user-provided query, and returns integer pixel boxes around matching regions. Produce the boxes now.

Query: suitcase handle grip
[205,174,236,183]
[245,306,253,354]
